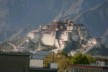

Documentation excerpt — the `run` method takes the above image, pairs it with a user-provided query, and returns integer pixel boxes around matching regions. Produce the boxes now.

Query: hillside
[0,0,108,42]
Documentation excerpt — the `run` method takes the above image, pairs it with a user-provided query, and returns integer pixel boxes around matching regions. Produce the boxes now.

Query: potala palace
[27,19,101,55]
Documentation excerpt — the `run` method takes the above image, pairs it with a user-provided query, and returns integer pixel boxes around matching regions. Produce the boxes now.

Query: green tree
[86,54,96,63]
[43,52,70,72]
[70,53,95,64]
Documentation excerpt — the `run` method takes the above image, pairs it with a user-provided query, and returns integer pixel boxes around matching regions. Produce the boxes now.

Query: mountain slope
[0,0,108,42]
[54,0,108,36]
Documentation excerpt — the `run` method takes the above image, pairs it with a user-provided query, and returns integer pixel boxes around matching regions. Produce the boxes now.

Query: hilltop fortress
[27,20,101,54]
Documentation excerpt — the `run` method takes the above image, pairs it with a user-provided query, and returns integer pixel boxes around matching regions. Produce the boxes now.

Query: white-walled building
[26,20,101,54]
[27,30,40,42]
[79,29,88,40]
[27,32,35,39]
[72,24,78,30]
[41,32,55,46]
[87,38,101,46]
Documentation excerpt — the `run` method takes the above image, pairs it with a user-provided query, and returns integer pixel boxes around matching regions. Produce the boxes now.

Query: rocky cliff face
[0,0,108,42]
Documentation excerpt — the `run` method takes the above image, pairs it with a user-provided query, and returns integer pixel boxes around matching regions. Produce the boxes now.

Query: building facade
[68,65,108,72]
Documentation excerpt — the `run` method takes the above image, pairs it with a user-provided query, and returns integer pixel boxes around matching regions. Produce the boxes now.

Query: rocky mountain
[53,0,108,36]
[0,0,108,42]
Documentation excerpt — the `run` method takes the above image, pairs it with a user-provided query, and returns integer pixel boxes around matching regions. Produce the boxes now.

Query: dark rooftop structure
[0,52,58,72]
[0,52,30,72]
[29,68,58,72]
[31,51,51,60]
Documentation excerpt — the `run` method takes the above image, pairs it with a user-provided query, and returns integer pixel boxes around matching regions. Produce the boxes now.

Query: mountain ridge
[0,0,108,42]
